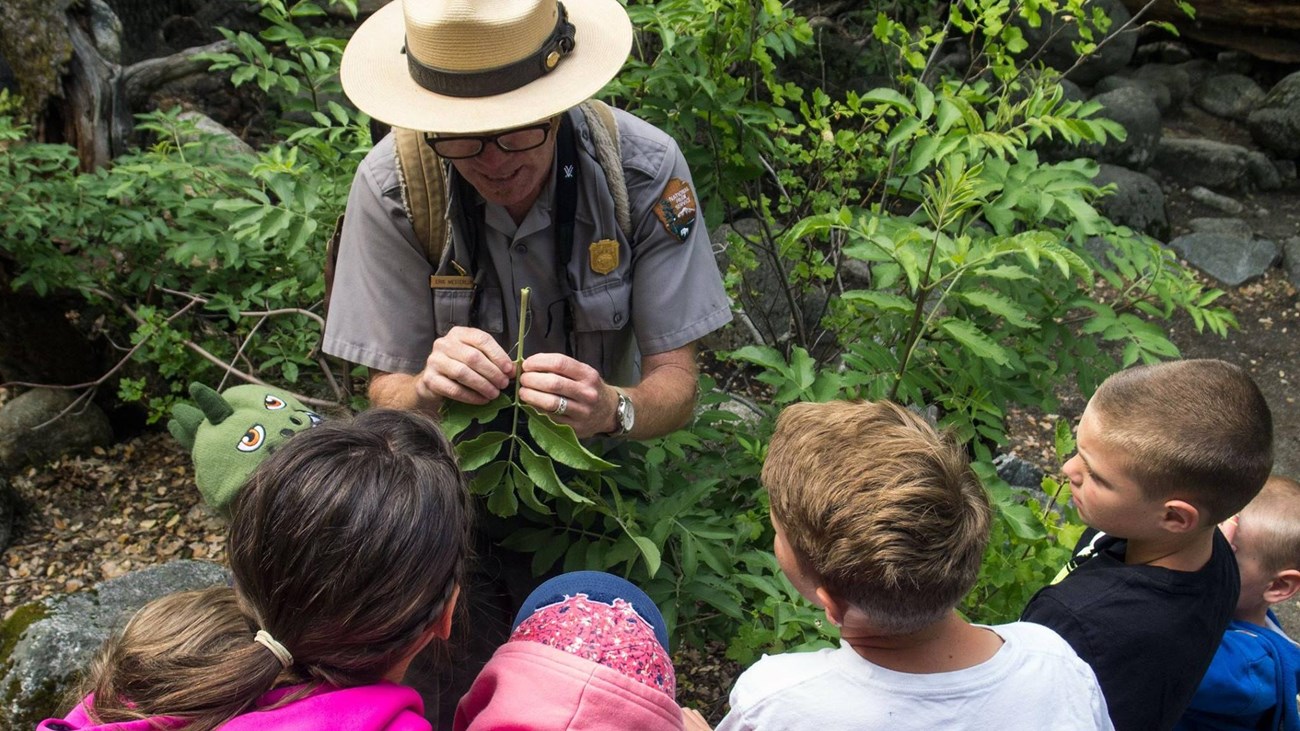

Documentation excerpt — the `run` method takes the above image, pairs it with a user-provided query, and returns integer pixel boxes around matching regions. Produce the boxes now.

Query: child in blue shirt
[1177,475,1300,731]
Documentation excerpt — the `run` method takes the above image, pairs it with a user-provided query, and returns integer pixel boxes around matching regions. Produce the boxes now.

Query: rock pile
[1028,0,1300,290]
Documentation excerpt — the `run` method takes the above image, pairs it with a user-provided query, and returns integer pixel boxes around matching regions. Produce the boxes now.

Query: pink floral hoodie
[454,641,686,731]
[35,682,430,731]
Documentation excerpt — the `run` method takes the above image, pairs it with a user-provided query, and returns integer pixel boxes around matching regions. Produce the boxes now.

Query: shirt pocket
[570,279,631,333]
[433,287,504,337]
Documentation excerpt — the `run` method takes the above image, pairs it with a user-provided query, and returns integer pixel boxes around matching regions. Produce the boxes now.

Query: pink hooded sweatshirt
[35,682,430,731]
[454,641,685,731]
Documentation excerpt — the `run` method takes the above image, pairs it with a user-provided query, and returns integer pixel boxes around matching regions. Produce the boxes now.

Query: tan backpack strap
[392,127,450,269]
[578,99,631,239]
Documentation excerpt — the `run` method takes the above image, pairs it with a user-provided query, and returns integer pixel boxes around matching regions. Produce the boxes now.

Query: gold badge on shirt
[589,239,619,275]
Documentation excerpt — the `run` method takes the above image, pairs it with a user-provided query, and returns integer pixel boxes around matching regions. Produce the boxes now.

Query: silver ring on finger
[553,396,568,416]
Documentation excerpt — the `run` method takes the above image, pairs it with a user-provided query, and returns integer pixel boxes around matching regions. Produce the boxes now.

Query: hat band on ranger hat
[405,2,576,98]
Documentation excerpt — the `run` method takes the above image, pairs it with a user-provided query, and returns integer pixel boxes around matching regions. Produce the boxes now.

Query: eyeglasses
[424,122,554,160]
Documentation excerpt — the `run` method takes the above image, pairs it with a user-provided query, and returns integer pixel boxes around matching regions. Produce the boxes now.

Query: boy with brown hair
[1022,358,1274,731]
[697,400,1112,730]
[1176,475,1300,731]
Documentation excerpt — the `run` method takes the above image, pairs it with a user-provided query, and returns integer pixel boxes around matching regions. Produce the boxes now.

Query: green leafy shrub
[0,0,367,417]
[0,0,1219,664]
[605,0,1223,645]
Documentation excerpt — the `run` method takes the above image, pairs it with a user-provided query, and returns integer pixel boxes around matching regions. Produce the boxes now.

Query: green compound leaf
[468,460,507,497]
[1000,501,1048,541]
[531,533,569,576]
[441,393,511,440]
[509,462,550,515]
[486,466,519,517]
[455,432,508,472]
[1054,418,1077,463]
[939,319,1010,366]
[631,535,663,577]
[958,290,1037,329]
[524,406,616,472]
[520,443,593,505]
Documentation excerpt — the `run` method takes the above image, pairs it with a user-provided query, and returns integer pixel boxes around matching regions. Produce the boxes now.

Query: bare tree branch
[3,291,343,420]
[122,39,236,108]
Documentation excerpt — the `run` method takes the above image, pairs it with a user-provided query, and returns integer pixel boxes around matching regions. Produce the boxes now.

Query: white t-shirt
[716,622,1113,731]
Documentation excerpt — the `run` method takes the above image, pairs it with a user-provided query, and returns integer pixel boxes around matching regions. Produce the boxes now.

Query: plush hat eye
[264,395,287,410]
[307,412,322,426]
[238,425,267,452]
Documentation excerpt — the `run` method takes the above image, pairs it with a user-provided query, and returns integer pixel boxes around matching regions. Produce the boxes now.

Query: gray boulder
[1153,138,1251,190]
[1248,71,1300,159]
[0,389,112,471]
[1021,0,1137,86]
[1134,63,1192,107]
[1285,237,1300,291]
[1091,86,1162,169]
[715,395,763,428]
[1246,151,1283,191]
[177,111,256,158]
[1133,41,1193,65]
[704,218,822,351]
[995,453,1047,492]
[1216,51,1257,77]
[1094,74,1171,113]
[1175,59,1216,90]
[1193,74,1266,121]
[1277,160,1299,185]
[1092,164,1168,238]
[0,560,230,729]
[1187,187,1247,216]
[1166,233,1280,287]
[1188,218,1252,238]
[1059,77,1087,103]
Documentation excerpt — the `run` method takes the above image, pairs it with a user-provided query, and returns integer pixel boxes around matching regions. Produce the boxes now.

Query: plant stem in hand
[508,287,531,462]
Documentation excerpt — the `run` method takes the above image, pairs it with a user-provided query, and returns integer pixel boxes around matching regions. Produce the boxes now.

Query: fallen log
[1122,0,1300,62]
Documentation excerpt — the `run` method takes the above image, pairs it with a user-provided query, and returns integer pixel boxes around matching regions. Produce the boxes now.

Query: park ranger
[325,0,732,440]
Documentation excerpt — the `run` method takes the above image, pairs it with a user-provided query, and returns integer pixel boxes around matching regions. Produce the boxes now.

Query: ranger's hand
[416,326,515,405]
[518,353,618,439]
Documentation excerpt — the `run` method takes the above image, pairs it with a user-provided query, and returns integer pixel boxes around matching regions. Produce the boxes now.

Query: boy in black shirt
[1022,359,1273,731]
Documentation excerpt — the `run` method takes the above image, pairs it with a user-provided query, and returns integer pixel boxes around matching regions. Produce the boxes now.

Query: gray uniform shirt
[323,107,732,387]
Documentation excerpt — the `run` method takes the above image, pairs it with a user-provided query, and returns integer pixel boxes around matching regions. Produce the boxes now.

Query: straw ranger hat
[341,0,634,134]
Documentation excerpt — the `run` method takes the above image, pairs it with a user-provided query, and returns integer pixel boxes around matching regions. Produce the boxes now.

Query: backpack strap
[392,126,451,268]
[578,99,631,239]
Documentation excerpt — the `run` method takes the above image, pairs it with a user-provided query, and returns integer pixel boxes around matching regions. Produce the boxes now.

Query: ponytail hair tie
[253,629,294,668]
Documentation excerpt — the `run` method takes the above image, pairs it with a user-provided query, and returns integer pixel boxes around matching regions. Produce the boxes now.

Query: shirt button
[514,244,527,254]
[613,312,624,325]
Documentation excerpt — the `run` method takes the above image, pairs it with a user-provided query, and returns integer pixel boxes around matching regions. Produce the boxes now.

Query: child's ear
[430,585,460,640]
[1160,499,1201,534]
[1265,570,1300,606]
[815,587,847,627]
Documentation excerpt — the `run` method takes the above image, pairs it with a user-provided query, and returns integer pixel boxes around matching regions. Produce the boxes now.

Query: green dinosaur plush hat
[167,383,323,513]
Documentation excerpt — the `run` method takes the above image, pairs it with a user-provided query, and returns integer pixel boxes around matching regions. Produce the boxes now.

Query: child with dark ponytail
[37,409,472,731]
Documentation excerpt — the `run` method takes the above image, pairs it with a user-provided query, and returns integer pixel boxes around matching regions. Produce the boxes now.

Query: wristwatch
[610,389,635,437]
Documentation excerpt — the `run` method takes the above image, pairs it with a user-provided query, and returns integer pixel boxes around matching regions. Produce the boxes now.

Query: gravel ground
[2,435,226,620]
